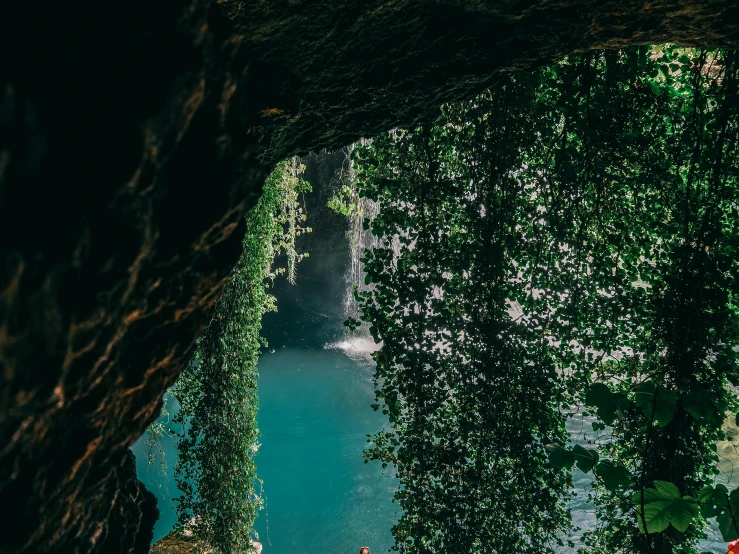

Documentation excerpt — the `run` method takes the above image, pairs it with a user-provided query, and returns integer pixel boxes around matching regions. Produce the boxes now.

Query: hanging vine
[353,46,739,553]
[573,47,739,553]
[170,158,311,554]
[354,74,572,553]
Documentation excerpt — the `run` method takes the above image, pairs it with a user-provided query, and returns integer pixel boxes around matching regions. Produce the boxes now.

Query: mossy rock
[150,532,200,554]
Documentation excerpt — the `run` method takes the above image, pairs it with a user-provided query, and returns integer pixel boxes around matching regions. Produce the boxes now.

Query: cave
[2,1,739,552]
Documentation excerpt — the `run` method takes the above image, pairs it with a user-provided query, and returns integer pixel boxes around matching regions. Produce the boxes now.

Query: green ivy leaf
[572,444,599,473]
[596,460,631,490]
[585,383,630,425]
[343,317,361,332]
[633,481,699,534]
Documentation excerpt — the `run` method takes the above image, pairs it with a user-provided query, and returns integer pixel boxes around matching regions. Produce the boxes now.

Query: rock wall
[0,0,738,552]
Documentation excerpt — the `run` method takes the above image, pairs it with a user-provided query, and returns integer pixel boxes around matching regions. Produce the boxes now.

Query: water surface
[132,343,398,554]
[253,346,397,553]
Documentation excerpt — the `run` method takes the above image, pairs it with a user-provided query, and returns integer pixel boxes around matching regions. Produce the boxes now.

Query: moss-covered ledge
[149,529,262,554]
[149,532,197,554]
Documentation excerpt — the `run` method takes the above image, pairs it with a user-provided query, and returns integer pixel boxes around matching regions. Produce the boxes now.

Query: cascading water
[344,196,380,320]
[330,145,388,360]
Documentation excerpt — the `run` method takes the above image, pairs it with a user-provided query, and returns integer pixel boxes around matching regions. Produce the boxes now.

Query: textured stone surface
[0,1,738,552]
[148,529,261,554]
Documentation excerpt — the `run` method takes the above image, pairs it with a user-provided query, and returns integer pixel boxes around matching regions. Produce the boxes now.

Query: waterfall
[344,195,380,320]
[328,139,404,359]
[324,144,384,360]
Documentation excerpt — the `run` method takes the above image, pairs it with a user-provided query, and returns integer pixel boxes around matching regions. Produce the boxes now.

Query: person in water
[729,539,739,553]
[359,548,370,554]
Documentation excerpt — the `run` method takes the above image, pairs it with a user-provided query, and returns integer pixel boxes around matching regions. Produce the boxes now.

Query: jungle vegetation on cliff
[141,45,739,554]
[170,158,310,554]
[352,46,739,553]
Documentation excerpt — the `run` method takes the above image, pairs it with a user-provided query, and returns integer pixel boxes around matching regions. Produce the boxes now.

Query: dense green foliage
[354,86,571,553]
[353,46,739,553]
[171,158,310,554]
[575,47,739,554]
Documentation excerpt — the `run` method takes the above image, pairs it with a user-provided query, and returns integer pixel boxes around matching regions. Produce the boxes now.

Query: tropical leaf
[698,484,728,518]
[633,382,678,427]
[596,460,631,490]
[718,510,739,542]
[633,481,699,534]
[683,390,719,423]
[572,444,599,473]
[545,444,576,470]
[585,383,630,425]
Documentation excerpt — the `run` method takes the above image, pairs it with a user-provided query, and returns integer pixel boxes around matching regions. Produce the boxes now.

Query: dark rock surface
[0,1,738,552]
[98,452,159,554]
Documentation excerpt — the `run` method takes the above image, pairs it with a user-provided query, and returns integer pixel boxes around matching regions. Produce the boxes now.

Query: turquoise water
[132,394,180,543]
[131,344,398,553]
[133,360,735,554]
[130,151,402,552]
[252,347,397,553]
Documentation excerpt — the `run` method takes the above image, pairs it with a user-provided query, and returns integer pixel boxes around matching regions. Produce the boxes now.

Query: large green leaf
[683,390,719,423]
[638,501,672,533]
[585,383,630,425]
[632,488,664,505]
[633,480,699,534]
[596,460,631,490]
[572,444,599,473]
[633,382,678,426]
[716,488,739,541]
[633,381,656,408]
[545,444,575,470]
[717,510,739,542]
[698,484,728,518]
[653,480,681,499]
[666,498,700,533]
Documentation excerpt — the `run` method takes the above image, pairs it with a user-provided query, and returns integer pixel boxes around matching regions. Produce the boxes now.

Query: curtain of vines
[575,48,739,554]
[355,74,571,552]
[354,46,739,554]
[171,158,310,554]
